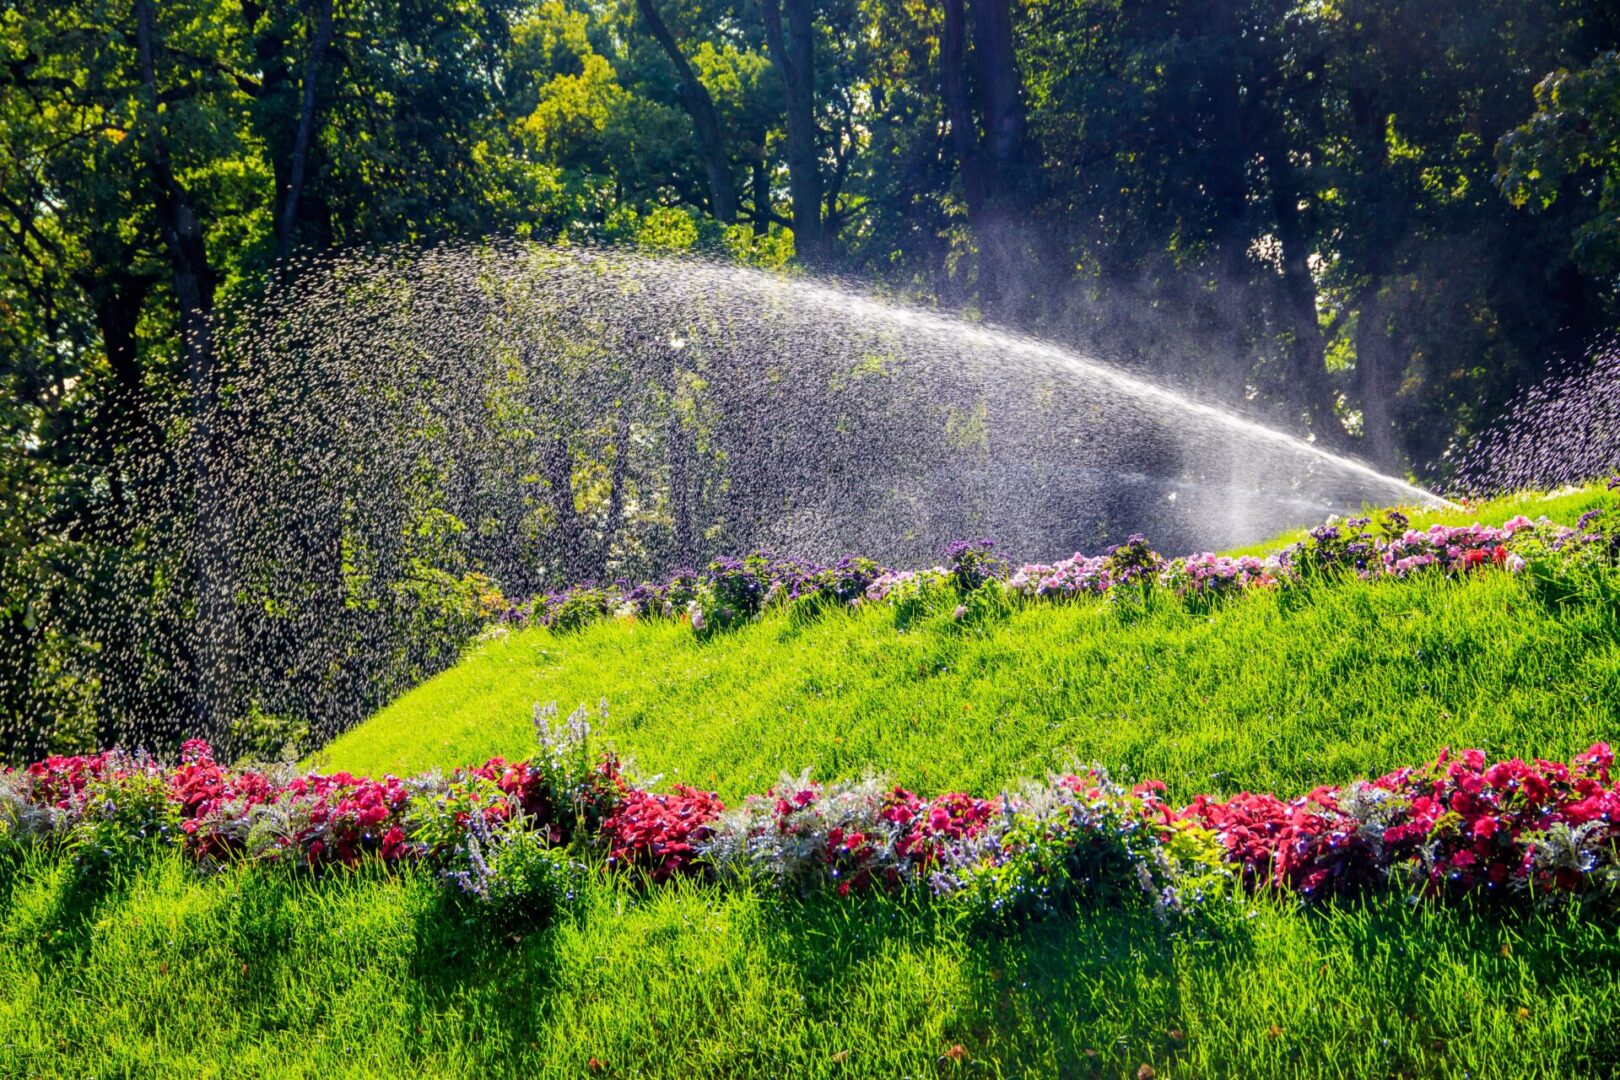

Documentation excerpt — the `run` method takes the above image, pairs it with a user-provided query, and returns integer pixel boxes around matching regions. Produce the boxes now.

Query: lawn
[4,483,1619,1078]
[4,850,1619,1077]
[321,485,1616,804]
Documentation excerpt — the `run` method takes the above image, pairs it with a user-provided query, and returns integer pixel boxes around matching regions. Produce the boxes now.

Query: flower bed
[5,704,1617,925]
[10,494,1620,927]
[496,490,1620,639]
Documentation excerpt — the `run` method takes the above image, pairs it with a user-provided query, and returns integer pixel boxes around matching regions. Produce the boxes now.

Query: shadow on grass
[1330,895,1620,1073]
[742,884,1620,1078]
[745,886,1206,1077]
[0,847,151,969]
[402,878,566,1063]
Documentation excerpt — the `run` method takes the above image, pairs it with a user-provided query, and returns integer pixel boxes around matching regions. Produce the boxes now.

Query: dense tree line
[2,0,1617,756]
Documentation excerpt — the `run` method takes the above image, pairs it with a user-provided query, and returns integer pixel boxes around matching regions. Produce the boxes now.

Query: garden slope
[323,487,1618,803]
[8,486,1620,1078]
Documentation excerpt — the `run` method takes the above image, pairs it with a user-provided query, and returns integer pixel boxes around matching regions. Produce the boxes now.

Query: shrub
[809,556,886,604]
[866,568,951,630]
[699,768,1187,921]
[6,705,1620,923]
[600,784,725,883]
[445,813,580,928]
[1103,534,1165,592]
[70,758,182,877]
[690,556,768,635]
[228,702,310,764]
[1159,553,1276,607]
[535,584,616,633]
[1176,742,1620,903]
[951,577,1014,630]
[942,538,1008,592]
[489,488,1620,640]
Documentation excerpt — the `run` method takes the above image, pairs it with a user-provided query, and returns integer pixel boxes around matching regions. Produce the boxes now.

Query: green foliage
[1499,51,1620,279]
[538,586,617,635]
[459,824,580,930]
[67,770,181,880]
[1516,539,1620,611]
[947,796,1169,925]
[883,569,951,631]
[950,576,1015,632]
[406,774,507,859]
[228,703,310,765]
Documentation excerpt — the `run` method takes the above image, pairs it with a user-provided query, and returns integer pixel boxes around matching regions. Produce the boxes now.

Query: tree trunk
[543,433,587,584]
[1354,284,1399,470]
[135,2,218,374]
[1204,0,1247,281]
[971,0,1027,193]
[1201,0,1252,400]
[750,135,771,235]
[666,351,695,570]
[1264,147,1343,446]
[636,0,737,222]
[277,0,336,259]
[597,406,632,578]
[941,0,986,221]
[90,273,155,517]
[135,0,232,736]
[942,0,1037,317]
[1345,83,1403,469]
[762,0,824,262]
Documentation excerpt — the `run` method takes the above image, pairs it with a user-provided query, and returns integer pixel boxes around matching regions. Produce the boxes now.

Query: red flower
[600,785,724,883]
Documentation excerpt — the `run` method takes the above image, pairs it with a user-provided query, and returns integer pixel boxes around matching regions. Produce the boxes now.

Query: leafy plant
[445,813,580,929]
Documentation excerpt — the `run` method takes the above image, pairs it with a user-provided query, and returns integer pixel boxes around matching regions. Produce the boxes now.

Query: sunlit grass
[3,849,1617,1077]
[322,484,1617,803]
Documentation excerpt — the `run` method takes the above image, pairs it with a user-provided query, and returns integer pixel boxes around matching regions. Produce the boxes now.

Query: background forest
[3,0,1619,759]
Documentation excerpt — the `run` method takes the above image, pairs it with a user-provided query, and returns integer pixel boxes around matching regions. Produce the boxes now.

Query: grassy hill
[5,485,1620,1078]
[323,486,1615,802]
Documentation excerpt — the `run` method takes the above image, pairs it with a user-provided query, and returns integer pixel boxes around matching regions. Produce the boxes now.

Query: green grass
[321,484,1617,804]
[3,850,1618,1077]
[6,483,1620,1078]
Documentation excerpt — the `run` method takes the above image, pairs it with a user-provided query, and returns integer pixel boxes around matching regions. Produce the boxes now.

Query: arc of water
[744,266,1458,512]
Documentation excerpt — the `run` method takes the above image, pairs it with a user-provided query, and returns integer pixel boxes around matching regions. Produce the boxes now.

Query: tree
[634,0,738,222]
[1499,51,1620,292]
[762,0,826,261]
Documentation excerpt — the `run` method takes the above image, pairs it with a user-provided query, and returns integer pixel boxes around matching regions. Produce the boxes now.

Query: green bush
[449,821,580,930]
